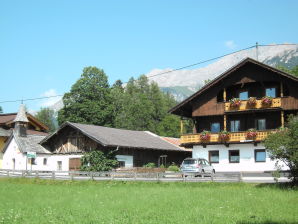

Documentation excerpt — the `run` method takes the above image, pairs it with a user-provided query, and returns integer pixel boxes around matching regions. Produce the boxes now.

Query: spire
[14,104,28,137]
[14,104,29,123]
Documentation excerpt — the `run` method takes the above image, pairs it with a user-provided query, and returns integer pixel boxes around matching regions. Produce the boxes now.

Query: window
[229,150,240,163]
[209,151,219,163]
[183,159,196,165]
[118,161,125,168]
[57,161,62,171]
[43,158,47,165]
[230,120,240,132]
[211,122,220,133]
[255,149,266,162]
[204,160,210,166]
[265,87,276,98]
[256,119,266,130]
[239,91,248,100]
[30,158,36,165]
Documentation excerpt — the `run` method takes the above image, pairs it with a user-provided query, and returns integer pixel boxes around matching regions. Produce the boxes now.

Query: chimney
[13,104,29,137]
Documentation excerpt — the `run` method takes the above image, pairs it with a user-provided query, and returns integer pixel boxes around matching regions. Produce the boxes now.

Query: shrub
[143,163,156,168]
[167,164,180,172]
[80,150,119,172]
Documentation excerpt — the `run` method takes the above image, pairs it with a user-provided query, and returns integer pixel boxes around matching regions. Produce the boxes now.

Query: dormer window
[239,90,248,100]
[265,87,276,98]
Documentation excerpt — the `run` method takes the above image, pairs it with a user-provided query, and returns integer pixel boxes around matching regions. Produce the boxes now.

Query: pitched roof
[0,113,49,131]
[0,128,11,137]
[14,104,29,123]
[169,57,298,116]
[3,131,50,154]
[161,137,191,151]
[41,122,186,152]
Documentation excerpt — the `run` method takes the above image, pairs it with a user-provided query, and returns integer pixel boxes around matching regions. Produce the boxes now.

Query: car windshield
[183,159,196,165]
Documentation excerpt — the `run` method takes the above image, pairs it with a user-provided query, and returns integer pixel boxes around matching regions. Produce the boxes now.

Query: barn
[40,122,191,170]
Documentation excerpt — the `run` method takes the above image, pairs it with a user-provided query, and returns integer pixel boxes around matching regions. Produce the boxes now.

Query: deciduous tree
[58,67,113,126]
[35,107,56,132]
[264,115,298,183]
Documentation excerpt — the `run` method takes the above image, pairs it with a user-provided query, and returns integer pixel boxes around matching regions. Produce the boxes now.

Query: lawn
[0,178,297,224]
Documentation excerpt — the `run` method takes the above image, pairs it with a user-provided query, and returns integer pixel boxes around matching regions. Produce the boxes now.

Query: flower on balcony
[261,96,273,106]
[219,130,230,142]
[247,97,257,106]
[246,128,257,139]
[200,130,211,141]
[229,98,241,108]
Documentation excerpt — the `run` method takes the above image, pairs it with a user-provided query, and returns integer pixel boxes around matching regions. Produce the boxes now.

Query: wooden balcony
[180,130,273,145]
[224,98,281,112]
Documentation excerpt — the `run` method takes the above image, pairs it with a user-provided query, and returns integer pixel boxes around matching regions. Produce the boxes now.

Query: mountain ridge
[146,44,298,101]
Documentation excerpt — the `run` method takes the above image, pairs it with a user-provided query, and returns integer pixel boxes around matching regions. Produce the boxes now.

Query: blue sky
[0,0,298,113]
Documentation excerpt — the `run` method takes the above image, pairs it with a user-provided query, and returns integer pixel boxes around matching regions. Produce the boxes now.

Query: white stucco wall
[47,154,83,171]
[192,143,288,172]
[116,155,133,168]
[2,138,51,171]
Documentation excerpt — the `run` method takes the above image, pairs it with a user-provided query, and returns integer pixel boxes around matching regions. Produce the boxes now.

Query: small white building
[2,104,51,171]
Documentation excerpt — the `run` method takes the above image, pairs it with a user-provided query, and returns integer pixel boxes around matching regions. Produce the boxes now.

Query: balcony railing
[180,130,273,145]
[224,98,281,112]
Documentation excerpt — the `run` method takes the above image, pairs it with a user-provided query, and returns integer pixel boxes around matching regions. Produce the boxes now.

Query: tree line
[55,66,183,137]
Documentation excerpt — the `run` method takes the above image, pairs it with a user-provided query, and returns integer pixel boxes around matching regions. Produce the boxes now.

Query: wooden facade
[170,58,298,146]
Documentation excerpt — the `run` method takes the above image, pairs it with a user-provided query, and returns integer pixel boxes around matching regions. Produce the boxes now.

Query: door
[69,158,81,171]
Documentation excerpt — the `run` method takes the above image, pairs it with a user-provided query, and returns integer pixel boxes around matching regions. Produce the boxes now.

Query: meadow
[0,178,297,224]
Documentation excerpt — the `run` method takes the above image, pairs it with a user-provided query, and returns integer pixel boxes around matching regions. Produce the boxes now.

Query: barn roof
[41,122,186,152]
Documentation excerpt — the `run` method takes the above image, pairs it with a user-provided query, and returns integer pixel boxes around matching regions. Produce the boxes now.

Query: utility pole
[256,42,259,61]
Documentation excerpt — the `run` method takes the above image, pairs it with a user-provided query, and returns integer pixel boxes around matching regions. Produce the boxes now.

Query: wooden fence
[0,169,243,182]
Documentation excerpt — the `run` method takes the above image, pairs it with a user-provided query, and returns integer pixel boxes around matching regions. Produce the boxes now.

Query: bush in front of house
[143,163,156,168]
[80,150,119,172]
[167,164,180,172]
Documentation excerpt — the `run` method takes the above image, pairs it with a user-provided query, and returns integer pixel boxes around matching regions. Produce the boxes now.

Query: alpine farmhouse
[170,58,298,172]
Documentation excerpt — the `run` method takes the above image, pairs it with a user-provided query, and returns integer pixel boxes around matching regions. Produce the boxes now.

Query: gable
[0,113,49,132]
[169,57,298,117]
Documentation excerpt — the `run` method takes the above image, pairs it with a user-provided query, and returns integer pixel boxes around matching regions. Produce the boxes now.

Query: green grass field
[0,178,297,224]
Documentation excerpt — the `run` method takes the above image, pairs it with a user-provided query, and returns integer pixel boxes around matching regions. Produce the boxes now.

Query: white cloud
[225,40,237,49]
[40,89,62,108]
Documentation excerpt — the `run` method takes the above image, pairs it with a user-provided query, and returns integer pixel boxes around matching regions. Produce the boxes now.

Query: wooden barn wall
[42,126,101,153]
